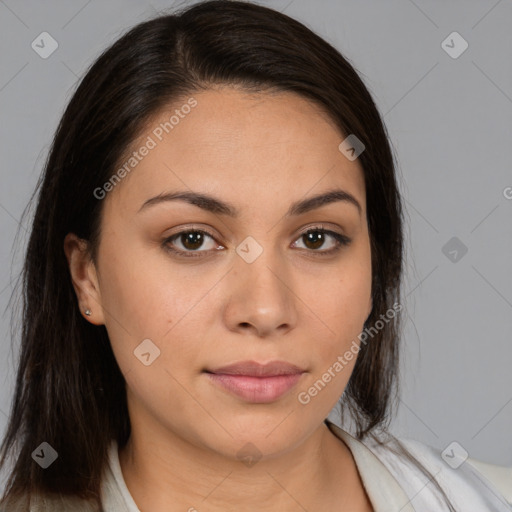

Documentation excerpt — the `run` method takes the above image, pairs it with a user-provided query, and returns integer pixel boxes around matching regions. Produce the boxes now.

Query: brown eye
[180,231,206,250]
[163,226,350,260]
[163,229,221,258]
[292,227,351,255]
[302,230,327,250]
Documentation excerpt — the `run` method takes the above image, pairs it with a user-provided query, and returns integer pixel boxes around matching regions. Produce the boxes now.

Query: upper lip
[206,360,306,377]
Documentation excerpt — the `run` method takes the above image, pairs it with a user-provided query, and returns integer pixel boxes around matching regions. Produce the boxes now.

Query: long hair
[0,1,454,510]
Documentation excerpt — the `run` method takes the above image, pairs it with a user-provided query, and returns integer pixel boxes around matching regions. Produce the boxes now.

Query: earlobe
[63,233,105,325]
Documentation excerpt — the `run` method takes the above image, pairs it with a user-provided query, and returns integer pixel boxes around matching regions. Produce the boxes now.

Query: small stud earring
[85,309,92,316]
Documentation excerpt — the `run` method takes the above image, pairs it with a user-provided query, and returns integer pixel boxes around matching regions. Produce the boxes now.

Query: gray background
[1,0,511,489]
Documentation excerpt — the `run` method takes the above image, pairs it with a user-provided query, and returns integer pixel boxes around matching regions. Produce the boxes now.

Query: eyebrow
[138,188,362,217]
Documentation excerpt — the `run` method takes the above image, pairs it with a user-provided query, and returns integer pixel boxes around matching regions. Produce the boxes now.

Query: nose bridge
[236,234,289,303]
[224,234,297,335]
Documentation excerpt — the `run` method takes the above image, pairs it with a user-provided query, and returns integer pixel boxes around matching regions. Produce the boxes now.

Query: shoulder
[363,432,512,511]
[467,458,512,503]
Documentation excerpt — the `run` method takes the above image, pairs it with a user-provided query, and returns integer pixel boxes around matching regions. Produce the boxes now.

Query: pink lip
[205,360,306,403]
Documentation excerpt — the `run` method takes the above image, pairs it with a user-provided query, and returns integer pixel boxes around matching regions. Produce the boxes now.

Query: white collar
[326,420,415,512]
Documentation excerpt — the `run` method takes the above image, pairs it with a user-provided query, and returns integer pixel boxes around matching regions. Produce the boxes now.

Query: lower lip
[206,372,304,403]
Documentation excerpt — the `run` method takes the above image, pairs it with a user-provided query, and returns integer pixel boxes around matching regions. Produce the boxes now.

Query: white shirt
[100,420,512,511]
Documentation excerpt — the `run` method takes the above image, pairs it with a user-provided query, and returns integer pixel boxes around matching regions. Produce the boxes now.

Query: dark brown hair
[0,1,455,510]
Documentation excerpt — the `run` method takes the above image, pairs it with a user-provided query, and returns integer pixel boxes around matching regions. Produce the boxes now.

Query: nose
[222,246,298,338]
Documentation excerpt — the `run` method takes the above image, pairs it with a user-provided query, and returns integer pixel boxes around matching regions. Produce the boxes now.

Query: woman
[0,1,510,510]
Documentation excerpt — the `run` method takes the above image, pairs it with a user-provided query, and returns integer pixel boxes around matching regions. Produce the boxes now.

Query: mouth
[204,360,306,403]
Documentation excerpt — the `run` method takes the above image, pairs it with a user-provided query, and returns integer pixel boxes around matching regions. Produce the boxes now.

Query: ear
[63,233,105,325]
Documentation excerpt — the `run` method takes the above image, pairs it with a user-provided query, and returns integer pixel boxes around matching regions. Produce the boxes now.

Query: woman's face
[80,87,372,458]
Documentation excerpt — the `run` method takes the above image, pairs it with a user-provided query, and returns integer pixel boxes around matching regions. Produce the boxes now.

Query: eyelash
[162,225,351,259]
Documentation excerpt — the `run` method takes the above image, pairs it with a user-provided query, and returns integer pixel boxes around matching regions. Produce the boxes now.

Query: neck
[118,420,367,511]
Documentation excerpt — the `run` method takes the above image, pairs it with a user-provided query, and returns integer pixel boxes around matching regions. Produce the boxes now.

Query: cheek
[97,245,214,378]
[320,261,372,342]
[97,237,171,331]
[333,274,371,332]
[95,243,168,365]
[303,245,372,391]
[311,281,369,378]
[295,271,371,414]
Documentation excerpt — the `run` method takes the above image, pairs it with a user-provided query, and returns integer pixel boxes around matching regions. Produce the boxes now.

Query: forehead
[104,87,366,220]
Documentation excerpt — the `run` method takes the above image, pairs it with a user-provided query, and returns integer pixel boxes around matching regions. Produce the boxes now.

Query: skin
[65,87,374,511]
